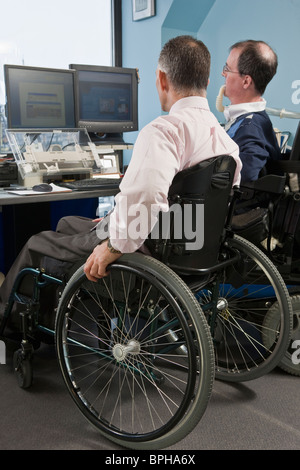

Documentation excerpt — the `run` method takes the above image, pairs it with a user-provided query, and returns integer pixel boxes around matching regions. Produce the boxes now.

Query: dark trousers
[0,216,103,318]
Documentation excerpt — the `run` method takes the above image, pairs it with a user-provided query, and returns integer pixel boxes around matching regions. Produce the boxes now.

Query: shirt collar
[170,96,210,114]
[223,99,266,123]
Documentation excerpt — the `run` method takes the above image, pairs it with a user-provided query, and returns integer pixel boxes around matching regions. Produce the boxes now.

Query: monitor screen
[289,121,300,161]
[4,65,76,129]
[70,64,139,140]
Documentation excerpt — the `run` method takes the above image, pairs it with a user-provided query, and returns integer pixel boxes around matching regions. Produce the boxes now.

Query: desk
[0,187,119,274]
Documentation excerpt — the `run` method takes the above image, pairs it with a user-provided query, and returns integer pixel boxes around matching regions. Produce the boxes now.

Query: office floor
[0,339,299,451]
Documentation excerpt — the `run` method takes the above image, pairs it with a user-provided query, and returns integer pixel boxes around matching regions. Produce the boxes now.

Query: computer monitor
[4,64,76,130]
[70,64,139,142]
[289,121,300,161]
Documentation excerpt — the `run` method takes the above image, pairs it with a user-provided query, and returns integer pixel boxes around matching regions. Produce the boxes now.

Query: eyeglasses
[223,64,240,74]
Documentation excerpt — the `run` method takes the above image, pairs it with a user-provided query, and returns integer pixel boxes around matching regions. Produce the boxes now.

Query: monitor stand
[88,132,126,145]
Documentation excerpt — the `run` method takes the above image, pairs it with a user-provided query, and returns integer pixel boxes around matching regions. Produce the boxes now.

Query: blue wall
[122,0,173,165]
[122,0,300,161]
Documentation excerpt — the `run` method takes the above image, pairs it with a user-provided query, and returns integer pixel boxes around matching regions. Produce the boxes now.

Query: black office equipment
[0,160,18,186]
[32,183,53,192]
[70,64,139,142]
[4,64,76,130]
[58,177,121,191]
[289,121,300,161]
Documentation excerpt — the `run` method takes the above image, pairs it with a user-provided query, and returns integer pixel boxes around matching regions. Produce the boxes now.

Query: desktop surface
[0,182,119,274]
[0,183,119,205]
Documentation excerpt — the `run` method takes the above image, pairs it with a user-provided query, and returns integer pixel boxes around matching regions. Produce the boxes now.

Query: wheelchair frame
[0,155,293,450]
[234,166,300,376]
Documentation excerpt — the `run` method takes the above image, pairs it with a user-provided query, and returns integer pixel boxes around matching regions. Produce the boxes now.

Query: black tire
[196,235,292,382]
[55,253,214,450]
[264,294,300,376]
[13,349,33,389]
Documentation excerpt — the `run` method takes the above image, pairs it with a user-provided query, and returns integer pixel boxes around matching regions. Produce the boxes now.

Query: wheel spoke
[197,235,292,381]
[55,254,214,449]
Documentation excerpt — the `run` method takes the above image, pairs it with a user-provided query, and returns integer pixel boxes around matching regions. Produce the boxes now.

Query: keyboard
[58,177,121,191]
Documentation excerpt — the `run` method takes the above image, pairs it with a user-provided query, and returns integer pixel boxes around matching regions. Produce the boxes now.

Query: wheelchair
[232,124,300,377]
[0,155,293,450]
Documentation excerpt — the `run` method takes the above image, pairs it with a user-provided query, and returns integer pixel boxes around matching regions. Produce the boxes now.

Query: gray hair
[158,35,211,95]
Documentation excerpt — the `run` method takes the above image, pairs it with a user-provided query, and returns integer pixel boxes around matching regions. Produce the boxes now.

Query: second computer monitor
[70,64,139,140]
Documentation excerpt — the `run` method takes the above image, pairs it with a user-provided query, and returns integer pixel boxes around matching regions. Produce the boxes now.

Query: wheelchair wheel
[196,235,292,382]
[55,253,214,450]
[263,294,300,377]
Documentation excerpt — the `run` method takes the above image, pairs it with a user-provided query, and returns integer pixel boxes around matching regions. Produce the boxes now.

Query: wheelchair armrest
[241,174,287,195]
[268,160,300,173]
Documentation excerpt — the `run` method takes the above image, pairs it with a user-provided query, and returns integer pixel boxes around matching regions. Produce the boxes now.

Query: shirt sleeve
[108,120,183,253]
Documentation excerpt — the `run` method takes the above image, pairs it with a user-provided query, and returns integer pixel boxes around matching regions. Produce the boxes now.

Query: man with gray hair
[0,36,241,322]
[85,35,241,279]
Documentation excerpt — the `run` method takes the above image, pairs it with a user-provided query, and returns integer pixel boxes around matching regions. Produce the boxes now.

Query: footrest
[232,207,268,230]
[232,207,269,244]
[14,293,33,305]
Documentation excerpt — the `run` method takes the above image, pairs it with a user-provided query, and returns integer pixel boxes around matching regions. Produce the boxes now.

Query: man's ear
[158,70,168,91]
[242,75,253,90]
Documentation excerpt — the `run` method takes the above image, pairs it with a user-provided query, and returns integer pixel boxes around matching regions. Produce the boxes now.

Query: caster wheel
[13,349,33,389]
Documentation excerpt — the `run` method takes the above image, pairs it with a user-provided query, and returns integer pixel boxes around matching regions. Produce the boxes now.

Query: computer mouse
[32,183,53,192]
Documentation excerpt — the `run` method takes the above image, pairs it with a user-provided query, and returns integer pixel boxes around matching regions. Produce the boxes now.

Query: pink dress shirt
[109,96,242,253]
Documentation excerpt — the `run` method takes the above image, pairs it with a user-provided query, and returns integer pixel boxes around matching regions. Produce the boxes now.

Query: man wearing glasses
[221,40,281,182]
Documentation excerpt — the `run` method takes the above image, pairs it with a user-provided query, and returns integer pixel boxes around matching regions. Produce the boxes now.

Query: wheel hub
[217,297,230,320]
[217,298,228,310]
[112,340,140,362]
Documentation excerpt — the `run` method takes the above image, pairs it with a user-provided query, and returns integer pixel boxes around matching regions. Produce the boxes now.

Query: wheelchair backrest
[146,155,237,273]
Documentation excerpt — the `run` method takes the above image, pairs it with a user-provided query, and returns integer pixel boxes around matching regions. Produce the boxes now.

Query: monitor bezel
[69,63,139,137]
[4,64,76,130]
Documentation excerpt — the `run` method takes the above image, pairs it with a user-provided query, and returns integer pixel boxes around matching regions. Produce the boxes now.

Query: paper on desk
[92,173,121,178]
[7,183,72,195]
